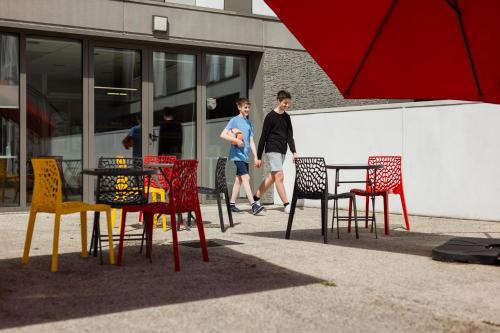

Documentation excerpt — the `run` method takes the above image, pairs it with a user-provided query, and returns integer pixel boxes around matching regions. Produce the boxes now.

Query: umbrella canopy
[264,0,500,104]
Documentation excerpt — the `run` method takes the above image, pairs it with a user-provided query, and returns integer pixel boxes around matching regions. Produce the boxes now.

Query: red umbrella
[264,0,500,104]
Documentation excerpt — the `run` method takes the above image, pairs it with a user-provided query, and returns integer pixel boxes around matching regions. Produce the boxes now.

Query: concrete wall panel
[280,102,500,220]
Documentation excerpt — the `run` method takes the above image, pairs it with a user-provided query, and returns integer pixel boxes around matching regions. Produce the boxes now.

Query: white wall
[275,101,500,221]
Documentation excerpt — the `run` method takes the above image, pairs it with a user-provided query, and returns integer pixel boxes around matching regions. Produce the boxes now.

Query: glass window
[252,0,277,16]
[94,47,142,159]
[0,33,20,207]
[206,54,247,119]
[26,37,83,202]
[152,52,196,159]
[196,0,224,10]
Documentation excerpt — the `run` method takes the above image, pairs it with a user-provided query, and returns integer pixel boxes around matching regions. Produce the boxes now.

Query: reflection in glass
[205,54,247,188]
[152,52,196,159]
[26,37,83,202]
[0,34,20,206]
[94,48,142,159]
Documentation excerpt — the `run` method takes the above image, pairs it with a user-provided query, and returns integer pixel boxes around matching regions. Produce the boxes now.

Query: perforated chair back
[31,158,63,212]
[144,155,176,189]
[169,160,199,213]
[367,156,402,192]
[294,157,328,200]
[97,157,145,206]
[214,157,228,193]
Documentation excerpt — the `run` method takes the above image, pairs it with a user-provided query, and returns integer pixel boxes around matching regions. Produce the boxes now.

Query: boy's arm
[257,114,272,160]
[220,128,243,147]
[250,136,258,163]
[286,114,298,161]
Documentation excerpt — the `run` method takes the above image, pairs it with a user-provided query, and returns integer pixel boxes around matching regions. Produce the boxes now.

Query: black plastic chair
[90,157,146,260]
[195,157,233,232]
[285,157,359,244]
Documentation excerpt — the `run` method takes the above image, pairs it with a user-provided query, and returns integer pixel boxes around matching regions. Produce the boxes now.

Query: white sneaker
[284,204,291,214]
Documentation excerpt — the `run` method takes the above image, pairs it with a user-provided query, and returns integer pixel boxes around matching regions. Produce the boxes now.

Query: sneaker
[251,203,265,215]
[230,205,243,213]
[284,204,291,214]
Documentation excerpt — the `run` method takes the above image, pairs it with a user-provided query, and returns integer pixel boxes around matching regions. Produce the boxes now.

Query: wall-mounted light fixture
[152,15,168,34]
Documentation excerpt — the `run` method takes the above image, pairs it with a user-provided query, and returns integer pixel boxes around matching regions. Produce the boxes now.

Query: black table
[81,168,159,262]
[326,164,384,238]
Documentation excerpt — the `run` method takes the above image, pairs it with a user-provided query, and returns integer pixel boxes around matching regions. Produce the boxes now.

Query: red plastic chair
[139,155,177,230]
[117,160,208,271]
[348,156,409,235]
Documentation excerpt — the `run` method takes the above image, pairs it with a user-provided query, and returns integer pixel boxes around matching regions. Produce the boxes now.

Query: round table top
[326,164,385,170]
[81,168,159,176]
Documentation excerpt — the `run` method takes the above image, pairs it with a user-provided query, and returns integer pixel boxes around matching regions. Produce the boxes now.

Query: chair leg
[80,212,88,258]
[320,199,325,236]
[330,198,337,233]
[145,212,154,263]
[50,213,62,273]
[117,209,128,266]
[347,197,353,233]
[215,193,225,232]
[322,198,328,244]
[152,193,159,228]
[111,208,117,229]
[285,193,298,239]
[170,212,181,272]
[22,208,37,264]
[89,212,99,257]
[383,192,389,235]
[160,191,168,231]
[194,207,209,263]
[224,191,234,227]
[365,196,369,228]
[118,209,123,233]
[335,198,340,239]
[105,209,115,265]
[400,192,410,231]
[352,196,359,239]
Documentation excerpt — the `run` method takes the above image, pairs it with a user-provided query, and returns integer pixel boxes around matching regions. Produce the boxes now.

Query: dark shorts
[234,161,249,176]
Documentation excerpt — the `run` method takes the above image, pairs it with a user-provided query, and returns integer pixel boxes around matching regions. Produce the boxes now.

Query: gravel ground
[1,205,499,333]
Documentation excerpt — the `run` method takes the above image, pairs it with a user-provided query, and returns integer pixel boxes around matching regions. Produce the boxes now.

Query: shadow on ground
[0,240,321,329]
[240,227,469,258]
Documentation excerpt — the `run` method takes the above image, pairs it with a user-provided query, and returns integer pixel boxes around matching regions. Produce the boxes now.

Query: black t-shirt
[158,122,183,155]
[257,110,296,159]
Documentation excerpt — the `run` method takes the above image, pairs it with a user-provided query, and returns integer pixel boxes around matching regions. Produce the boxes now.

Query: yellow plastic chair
[22,158,115,272]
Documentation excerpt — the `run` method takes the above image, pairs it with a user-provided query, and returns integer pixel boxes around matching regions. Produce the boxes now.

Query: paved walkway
[1,205,499,332]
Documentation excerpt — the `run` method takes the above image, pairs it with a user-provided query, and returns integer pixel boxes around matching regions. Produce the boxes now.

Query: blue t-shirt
[225,116,254,163]
[127,124,142,158]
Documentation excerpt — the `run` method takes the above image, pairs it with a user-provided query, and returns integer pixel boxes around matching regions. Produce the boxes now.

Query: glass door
[0,33,20,207]
[204,54,247,189]
[26,36,83,202]
[92,47,142,163]
[150,52,197,159]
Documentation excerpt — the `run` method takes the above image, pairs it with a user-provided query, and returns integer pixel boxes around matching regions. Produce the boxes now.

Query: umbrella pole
[445,0,483,98]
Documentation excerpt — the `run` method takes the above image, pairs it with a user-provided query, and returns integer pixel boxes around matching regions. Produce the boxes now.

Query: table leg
[96,213,103,264]
[371,170,378,239]
[90,211,99,257]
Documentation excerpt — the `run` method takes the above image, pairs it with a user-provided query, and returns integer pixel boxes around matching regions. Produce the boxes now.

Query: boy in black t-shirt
[254,90,297,214]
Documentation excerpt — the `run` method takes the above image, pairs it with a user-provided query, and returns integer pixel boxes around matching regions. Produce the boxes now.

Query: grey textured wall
[262,47,393,112]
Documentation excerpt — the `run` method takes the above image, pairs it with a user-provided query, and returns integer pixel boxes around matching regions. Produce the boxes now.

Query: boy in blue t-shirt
[220,98,264,215]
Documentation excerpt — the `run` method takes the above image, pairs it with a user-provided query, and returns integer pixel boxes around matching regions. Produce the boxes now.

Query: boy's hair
[276,90,292,101]
[236,97,251,107]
